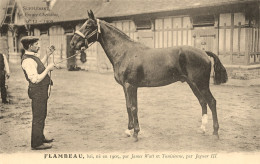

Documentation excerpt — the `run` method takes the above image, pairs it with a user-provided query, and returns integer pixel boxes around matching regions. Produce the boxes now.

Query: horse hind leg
[185,78,208,134]
[200,88,219,138]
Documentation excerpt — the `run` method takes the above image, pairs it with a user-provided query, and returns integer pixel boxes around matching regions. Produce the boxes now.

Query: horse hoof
[125,129,132,137]
[133,133,138,142]
[213,132,219,139]
[200,125,206,134]
[133,136,138,142]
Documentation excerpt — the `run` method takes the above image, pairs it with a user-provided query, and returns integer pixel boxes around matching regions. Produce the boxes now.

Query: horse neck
[98,21,134,66]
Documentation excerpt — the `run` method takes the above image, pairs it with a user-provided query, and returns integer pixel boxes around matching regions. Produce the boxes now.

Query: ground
[0,65,260,155]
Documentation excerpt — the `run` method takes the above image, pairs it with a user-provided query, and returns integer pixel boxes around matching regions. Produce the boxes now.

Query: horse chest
[113,68,124,85]
[114,73,121,84]
[114,67,135,85]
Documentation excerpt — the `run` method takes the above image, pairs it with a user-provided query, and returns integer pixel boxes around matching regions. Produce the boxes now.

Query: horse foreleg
[123,86,134,137]
[123,83,139,141]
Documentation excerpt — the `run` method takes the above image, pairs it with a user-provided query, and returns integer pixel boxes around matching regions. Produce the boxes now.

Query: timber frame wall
[7,1,260,68]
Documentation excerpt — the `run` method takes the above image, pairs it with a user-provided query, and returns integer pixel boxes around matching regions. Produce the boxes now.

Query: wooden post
[238,22,241,54]
[230,13,234,64]
[162,19,164,48]
[60,43,63,59]
[245,28,252,65]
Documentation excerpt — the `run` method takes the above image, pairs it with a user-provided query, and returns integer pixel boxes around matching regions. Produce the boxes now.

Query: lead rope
[54,41,95,65]
[47,47,55,98]
[47,41,95,98]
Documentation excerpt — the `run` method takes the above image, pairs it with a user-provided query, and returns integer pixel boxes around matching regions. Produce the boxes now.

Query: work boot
[43,137,54,143]
[31,143,52,150]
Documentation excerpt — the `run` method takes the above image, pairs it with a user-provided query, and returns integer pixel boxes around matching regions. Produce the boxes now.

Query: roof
[15,0,257,25]
[96,0,258,18]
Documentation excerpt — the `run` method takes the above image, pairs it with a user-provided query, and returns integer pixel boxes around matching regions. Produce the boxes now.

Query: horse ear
[87,10,90,18]
[88,10,95,20]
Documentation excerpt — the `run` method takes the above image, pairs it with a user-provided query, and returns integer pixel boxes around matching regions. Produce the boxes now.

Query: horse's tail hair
[206,51,228,85]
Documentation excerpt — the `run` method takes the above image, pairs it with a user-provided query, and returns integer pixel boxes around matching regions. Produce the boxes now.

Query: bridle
[74,19,101,48]
[54,19,101,65]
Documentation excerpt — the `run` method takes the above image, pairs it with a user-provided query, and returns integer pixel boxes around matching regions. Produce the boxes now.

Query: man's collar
[25,50,40,58]
[25,50,36,55]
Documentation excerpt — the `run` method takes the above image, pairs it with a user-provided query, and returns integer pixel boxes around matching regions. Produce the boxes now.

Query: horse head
[70,10,100,50]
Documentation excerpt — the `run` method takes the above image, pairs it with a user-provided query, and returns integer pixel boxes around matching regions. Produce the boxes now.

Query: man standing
[0,53,10,104]
[20,36,56,150]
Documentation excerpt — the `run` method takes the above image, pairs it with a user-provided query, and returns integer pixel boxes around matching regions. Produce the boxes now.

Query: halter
[54,19,101,65]
[74,19,101,48]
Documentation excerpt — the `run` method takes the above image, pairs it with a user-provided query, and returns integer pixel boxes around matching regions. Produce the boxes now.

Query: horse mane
[102,20,136,42]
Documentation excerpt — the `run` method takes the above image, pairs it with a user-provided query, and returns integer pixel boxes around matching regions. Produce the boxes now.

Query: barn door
[196,35,215,51]
[193,27,217,53]
[138,30,154,48]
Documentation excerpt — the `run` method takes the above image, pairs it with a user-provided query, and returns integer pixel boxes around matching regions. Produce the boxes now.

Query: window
[135,19,151,30]
[193,15,215,27]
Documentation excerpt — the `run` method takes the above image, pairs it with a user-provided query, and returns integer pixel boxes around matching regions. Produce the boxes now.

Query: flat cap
[20,36,39,49]
[20,36,39,44]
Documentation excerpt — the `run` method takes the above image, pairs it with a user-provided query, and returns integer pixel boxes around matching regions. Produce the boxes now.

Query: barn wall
[0,35,8,55]
[218,11,260,65]
[154,16,193,48]
[49,25,67,68]
[218,12,247,64]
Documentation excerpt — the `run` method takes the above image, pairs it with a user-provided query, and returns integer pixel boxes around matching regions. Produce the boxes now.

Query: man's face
[29,41,40,53]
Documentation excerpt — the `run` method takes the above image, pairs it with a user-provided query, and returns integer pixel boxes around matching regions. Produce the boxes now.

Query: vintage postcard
[0,0,259,163]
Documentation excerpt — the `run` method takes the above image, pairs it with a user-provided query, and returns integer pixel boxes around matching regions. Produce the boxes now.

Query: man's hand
[46,63,56,71]
[47,45,55,56]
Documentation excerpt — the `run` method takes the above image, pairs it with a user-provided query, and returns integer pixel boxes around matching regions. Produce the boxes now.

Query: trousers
[28,85,49,148]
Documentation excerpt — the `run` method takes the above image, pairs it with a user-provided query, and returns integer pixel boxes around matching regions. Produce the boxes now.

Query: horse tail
[205,51,228,85]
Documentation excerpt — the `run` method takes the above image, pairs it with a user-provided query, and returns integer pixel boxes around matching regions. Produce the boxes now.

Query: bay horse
[70,10,228,141]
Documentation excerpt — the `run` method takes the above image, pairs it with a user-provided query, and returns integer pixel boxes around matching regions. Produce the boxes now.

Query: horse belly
[138,70,178,87]
[138,80,177,87]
